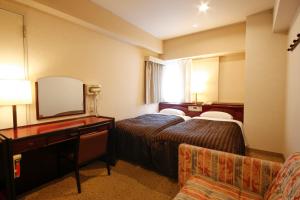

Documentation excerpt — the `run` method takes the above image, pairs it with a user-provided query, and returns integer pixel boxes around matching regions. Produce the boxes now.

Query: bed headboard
[158,102,244,122]
[159,102,202,117]
[202,103,244,122]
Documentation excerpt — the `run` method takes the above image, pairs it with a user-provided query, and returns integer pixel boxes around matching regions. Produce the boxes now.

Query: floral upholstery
[178,144,282,196]
[173,175,264,200]
[240,190,264,200]
[175,144,288,200]
[174,176,241,200]
[264,153,300,200]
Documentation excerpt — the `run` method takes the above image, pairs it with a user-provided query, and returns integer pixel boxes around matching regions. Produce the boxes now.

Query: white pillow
[200,111,233,120]
[159,108,185,116]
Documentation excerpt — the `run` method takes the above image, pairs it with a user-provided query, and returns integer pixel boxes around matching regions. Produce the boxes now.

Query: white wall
[162,23,245,60]
[0,1,157,128]
[14,0,163,53]
[245,10,287,153]
[191,57,219,102]
[284,8,300,157]
[219,53,245,103]
[0,8,29,129]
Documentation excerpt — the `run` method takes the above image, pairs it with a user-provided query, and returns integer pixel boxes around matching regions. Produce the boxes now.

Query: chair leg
[56,149,62,178]
[75,164,81,193]
[106,155,111,175]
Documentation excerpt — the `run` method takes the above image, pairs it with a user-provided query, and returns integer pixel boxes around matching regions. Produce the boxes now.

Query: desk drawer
[78,124,110,134]
[47,132,78,145]
[13,137,47,154]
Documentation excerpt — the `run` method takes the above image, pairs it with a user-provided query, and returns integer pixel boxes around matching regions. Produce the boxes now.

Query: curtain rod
[145,56,165,65]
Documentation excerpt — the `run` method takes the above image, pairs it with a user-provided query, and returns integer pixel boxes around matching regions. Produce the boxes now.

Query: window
[161,57,219,103]
[161,60,186,102]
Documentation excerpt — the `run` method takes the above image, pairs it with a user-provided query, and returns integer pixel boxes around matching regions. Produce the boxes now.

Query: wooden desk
[0,116,115,200]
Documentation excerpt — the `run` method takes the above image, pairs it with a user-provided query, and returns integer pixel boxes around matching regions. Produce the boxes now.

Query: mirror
[36,77,85,120]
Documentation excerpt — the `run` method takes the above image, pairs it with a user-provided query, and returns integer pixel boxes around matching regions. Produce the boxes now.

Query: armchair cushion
[173,175,263,200]
[174,176,241,200]
[240,190,264,200]
[264,153,300,200]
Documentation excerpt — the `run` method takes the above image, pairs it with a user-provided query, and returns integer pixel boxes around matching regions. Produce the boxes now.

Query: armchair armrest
[178,144,282,196]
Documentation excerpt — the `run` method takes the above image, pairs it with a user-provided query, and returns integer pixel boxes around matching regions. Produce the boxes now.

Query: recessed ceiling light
[198,2,209,13]
[192,24,199,28]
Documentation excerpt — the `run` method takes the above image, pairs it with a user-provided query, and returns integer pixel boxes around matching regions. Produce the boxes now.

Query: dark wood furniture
[0,116,114,200]
[0,135,15,200]
[202,103,244,122]
[159,102,203,117]
[159,102,244,122]
[73,129,111,193]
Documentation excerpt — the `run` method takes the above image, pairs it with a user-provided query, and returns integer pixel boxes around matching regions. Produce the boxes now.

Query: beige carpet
[20,161,179,200]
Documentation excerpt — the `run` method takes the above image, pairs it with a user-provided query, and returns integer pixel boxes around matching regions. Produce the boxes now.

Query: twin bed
[114,103,245,178]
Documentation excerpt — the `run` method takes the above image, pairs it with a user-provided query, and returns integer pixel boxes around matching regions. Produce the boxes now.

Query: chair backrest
[178,144,282,196]
[264,152,300,200]
[78,130,108,164]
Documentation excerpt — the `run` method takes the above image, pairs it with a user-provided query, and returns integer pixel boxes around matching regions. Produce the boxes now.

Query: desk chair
[57,129,110,193]
[74,130,111,193]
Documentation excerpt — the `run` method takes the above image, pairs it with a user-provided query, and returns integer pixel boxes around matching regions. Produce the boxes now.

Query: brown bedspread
[151,119,245,178]
[114,114,184,166]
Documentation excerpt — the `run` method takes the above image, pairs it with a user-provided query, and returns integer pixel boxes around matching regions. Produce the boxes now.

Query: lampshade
[191,71,208,94]
[191,84,206,94]
[0,80,32,106]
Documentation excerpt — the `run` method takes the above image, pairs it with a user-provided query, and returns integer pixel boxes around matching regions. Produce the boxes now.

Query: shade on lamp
[0,80,32,129]
[191,84,206,103]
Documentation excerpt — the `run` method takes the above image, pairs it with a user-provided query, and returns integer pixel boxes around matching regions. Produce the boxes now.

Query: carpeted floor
[19,160,179,200]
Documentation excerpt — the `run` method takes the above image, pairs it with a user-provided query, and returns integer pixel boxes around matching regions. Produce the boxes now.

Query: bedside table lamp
[0,80,32,130]
[192,84,206,103]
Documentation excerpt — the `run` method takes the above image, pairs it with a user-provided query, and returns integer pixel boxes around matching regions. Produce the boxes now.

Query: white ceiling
[91,0,275,40]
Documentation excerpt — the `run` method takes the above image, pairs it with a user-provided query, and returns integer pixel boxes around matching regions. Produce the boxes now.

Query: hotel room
[0,0,299,199]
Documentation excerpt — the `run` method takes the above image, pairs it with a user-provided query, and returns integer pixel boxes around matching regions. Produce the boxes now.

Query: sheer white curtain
[145,61,163,104]
[161,59,192,102]
[181,59,192,102]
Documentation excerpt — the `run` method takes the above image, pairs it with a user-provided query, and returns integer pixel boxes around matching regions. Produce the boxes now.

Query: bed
[151,117,245,178]
[151,103,245,178]
[114,113,186,166]
[115,103,245,178]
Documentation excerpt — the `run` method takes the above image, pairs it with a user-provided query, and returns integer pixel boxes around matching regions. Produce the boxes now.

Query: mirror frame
[35,79,86,120]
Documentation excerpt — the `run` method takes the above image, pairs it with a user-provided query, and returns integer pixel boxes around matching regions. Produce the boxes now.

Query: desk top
[0,116,114,140]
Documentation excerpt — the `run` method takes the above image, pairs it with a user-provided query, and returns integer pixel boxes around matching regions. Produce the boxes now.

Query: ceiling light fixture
[192,24,199,28]
[198,2,209,13]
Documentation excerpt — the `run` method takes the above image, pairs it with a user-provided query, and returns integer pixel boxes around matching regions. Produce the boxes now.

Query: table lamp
[192,84,206,103]
[0,80,32,130]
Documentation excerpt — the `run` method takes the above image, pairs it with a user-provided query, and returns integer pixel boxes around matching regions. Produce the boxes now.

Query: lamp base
[12,105,17,130]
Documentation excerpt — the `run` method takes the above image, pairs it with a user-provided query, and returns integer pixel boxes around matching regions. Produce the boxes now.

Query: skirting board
[246,147,285,163]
